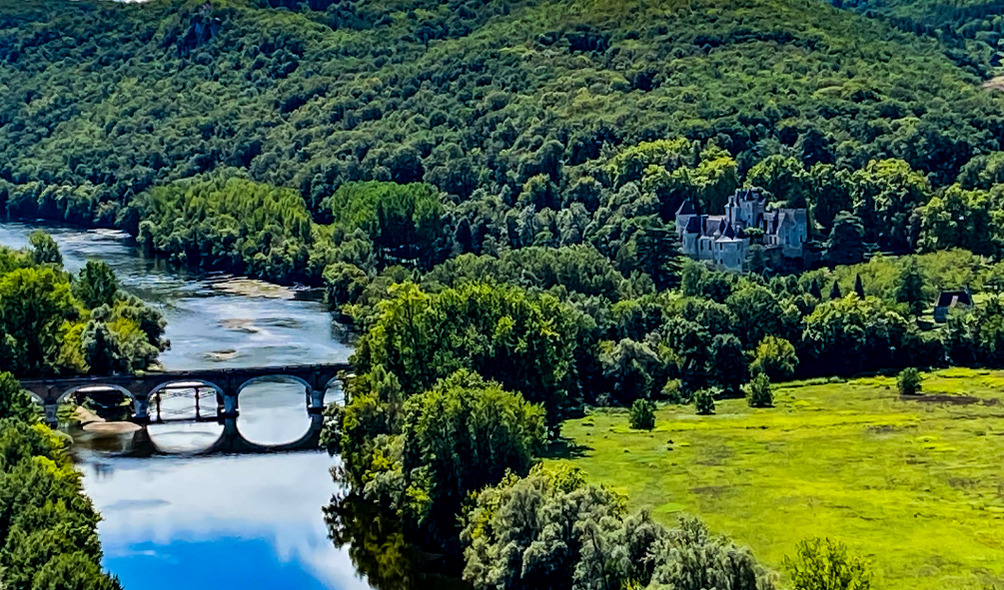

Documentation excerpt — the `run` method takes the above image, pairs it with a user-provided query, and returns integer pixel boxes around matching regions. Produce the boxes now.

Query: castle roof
[676,199,697,216]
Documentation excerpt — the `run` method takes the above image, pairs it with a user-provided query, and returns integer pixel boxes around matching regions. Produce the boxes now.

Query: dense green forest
[4,0,1004,227]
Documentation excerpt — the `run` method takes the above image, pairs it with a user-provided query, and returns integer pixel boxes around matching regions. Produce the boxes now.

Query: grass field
[549,368,1004,590]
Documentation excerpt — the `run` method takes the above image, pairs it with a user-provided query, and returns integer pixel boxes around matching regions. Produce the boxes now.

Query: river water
[0,223,371,590]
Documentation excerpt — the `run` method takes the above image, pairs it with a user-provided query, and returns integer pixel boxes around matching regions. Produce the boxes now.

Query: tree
[802,296,910,375]
[810,165,853,231]
[745,155,810,207]
[0,268,75,376]
[827,212,866,266]
[356,282,583,425]
[599,339,664,405]
[784,538,872,590]
[461,467,774,590]
[0,372,37,423]
[630,399,656,430]
[634,224,682,291]
[750,335,799,380]
[28,231,62,266]
[829,280,842,300]
[850,159,931,249]
[726,285,785,348]
[896,260,927,316]
[82,318,127,375]
[808,278,822,299]
[917,186,993,255]
[853,274,865,299]
[370,182,447,268]
[396,371,546,540]
[745,373,773,408]
[708,334,746,396]
[695,389,716,415]
[897,367,922,396]
[73,260,119,309]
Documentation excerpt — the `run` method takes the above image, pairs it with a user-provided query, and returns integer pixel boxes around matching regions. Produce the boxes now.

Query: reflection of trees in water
[324,493,470,590]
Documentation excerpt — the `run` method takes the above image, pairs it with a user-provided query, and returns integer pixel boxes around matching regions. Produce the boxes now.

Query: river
[0,222,372,590]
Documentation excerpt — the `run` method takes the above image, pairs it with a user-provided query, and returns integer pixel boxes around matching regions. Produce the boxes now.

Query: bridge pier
[220,394,239,419]
[308,389,326,415]
[133,397,151,425]
[44,404,59,427]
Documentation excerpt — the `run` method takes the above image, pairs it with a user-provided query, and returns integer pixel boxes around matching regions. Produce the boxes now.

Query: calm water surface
[0,222,370,590]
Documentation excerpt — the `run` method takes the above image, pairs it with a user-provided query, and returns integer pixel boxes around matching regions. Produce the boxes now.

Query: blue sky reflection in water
[80,452,369,590]
[0,222,368,589]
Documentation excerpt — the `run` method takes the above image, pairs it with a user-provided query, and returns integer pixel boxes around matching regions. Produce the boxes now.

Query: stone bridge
[20,363,353,428]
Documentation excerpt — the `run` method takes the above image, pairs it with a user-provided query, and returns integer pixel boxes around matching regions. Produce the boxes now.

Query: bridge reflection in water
[21,364,351,456]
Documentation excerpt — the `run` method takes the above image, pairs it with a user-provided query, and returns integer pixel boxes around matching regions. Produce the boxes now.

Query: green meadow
[550,368,1004,590]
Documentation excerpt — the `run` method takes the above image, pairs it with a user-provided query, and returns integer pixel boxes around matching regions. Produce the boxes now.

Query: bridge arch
[147,379,226,399]
[56,384,136,405]
[236,375,312,397]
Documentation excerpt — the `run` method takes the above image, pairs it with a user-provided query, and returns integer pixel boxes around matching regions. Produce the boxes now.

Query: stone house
[675,188,809,272]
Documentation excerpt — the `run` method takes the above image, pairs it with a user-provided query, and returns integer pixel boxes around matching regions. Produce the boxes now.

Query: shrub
[695,389,716,415]
[662,379,686,404]
[750,335,798,380]
[784,538,872,590]
[897,367,922,396]
[746,373,773,408]
[629,399,656,430]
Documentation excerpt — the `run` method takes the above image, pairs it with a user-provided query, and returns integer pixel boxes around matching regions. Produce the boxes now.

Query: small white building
[675,188,808,272]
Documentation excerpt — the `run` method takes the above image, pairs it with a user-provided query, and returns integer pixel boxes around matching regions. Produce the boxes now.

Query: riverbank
[550,368,1004,590]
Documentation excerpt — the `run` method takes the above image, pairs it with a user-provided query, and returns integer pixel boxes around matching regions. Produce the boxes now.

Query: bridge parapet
[19,363,352,426]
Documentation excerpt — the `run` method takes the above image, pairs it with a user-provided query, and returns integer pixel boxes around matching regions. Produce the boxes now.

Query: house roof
[936,290,973,308]
[676,199,697,216]
[685,215,703,234]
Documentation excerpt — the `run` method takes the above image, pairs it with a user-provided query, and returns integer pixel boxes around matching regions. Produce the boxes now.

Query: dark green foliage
[422,245,631,300]
[599,339,664,405]
[397,371,546,542]
[784,537,872,590]
[695,389,716,415]
[460,466,774,590]
[829,280,843,300]
[709,334,746,396]
[353,282,584,423]
[633,224,682,291]
[897,368,922,396]
[0,373,36,423]
[629,399,656,430]
[73,261,119,309]
[802,296,912,375]
[746,373,773,408]
[1,0,1003,242]
[324,181,447,270]
[27,231,61,266]
[896,260,927,316]
[136,176,314,283]
[854,274,866,298]
[827,213,867,266]
[329,368,546,546]
[808,278,822,299]
[0,236,166,377]
[0,419,120,590]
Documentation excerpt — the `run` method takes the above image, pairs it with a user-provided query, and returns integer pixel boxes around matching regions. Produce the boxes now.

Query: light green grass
[550,369,1004,590]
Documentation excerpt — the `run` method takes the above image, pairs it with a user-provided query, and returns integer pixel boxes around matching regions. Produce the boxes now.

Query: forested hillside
[2,0,1004,228]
